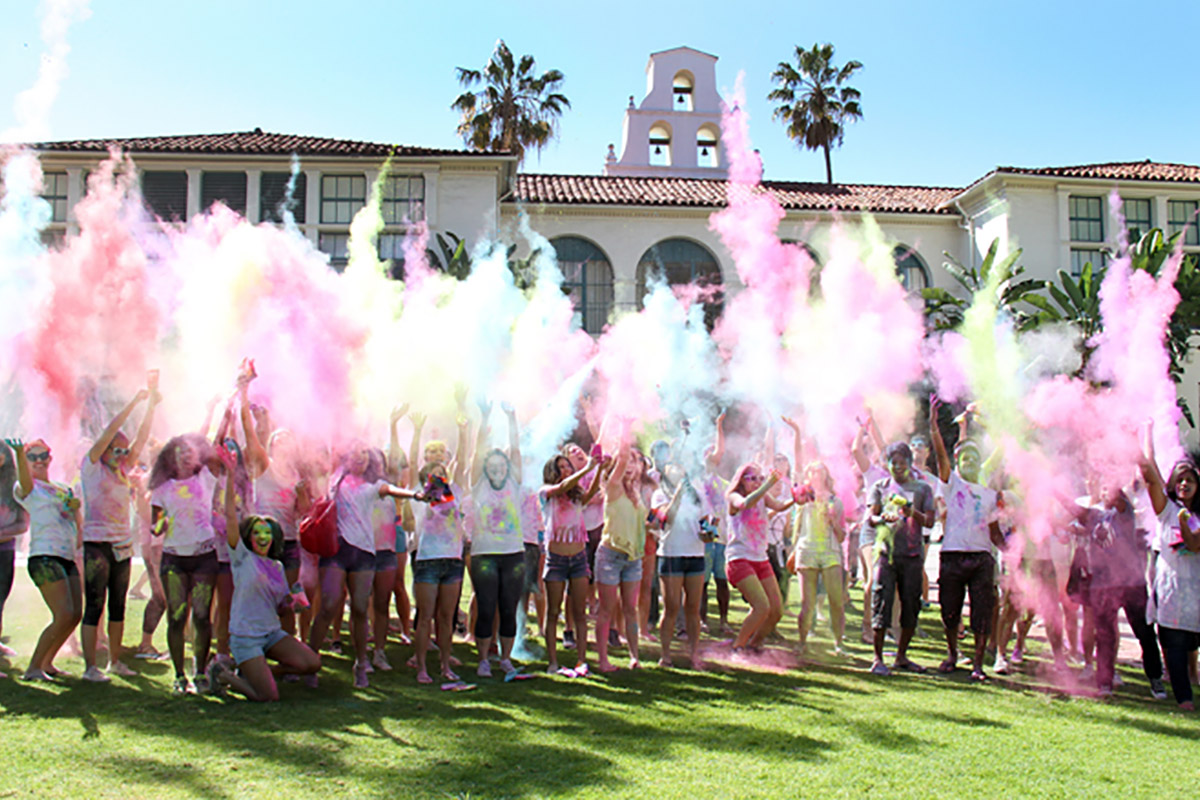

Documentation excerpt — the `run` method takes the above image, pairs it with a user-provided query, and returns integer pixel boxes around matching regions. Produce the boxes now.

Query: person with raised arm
[241,375,312,641]
[149,418,223,695]
[851,412,889,644]
[700,411,732,636]
[654,459,712,669]
[1139,422,1200,709]
[726,461,794,653]
[8,438,82,681]
[408,407,469,684]
[308,434,429,689]
[865,441,935,676]
[80,371,161,682]
[387,404,414,645]
[928,396,1003,682]
[594,435,647,672]
[205,440,320,701]
[467,401,528,678]
[540,449,602,676]
[0,441,30,673]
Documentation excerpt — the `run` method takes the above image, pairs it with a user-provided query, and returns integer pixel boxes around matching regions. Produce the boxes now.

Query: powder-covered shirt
[372,494,397,553]
[519,490,543,546]
[80,456,134,548]
[652,485,707,558]
[581,475,605,532]
[540,490,587,546]
[414,483,465,561]
[255,469,299,541]
[15,479,79,560]
[471,478,523,555]
[229,537,289,638]
[696,472,729,544]
[935,472,997,553]
[151,471,218,557]
[601,492,646,560]
[212,474,252,564]
[1078,501,1143,591]
[335,477,386,554]
[793,497,845,568]
[1152,501,1200,633]
[867,476,934,560]
[726,501,771,562]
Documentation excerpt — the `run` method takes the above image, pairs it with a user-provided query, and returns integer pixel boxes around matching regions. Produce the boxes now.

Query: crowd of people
[0,364,1196,711]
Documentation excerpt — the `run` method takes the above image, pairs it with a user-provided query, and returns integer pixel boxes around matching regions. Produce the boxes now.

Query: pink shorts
[726,558,774,586]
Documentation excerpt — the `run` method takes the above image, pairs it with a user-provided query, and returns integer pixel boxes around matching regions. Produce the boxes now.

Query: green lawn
[0,573,1197,800]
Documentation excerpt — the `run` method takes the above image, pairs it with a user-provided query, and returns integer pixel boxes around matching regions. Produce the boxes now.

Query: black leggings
[83,542,132,626]
[161,551,218,677]
[469,551,526,639]
[1158,624,1200,705]
[0,548,13,622]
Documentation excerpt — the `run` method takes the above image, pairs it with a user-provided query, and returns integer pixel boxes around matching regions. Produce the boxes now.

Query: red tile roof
[28,130,510,158]
[512,174,960,214]
[995,161,1200,183]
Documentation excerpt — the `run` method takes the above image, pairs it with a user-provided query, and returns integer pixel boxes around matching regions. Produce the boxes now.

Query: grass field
[1,567,1197,800]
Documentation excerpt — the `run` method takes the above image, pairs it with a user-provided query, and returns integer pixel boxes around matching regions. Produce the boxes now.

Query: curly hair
[149,434,212,490]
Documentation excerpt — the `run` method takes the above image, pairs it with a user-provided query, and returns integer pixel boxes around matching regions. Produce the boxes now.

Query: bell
[654,146,662,155]
[700,147,709,156]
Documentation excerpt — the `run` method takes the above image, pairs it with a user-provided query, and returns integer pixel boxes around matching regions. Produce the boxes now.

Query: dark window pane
[142,171,188,221]
[200,171,247,215]
[260,172,306,224]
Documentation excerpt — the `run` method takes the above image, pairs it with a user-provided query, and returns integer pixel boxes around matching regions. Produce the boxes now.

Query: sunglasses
[27,451,51,463]
[111,447,130,457]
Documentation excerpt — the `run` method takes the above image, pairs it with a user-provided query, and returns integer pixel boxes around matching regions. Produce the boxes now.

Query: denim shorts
[659,555,706,577]
[412,557,464,585]
[230,629,289,665]
[704,541,727,581]
[543,550,589,582]
[594,544,643,586]
[319,537,376,573]
[374,549,398,572]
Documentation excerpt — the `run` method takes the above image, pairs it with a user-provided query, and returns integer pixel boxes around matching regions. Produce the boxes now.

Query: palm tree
[452,40,570,166]
[768,43,863,184]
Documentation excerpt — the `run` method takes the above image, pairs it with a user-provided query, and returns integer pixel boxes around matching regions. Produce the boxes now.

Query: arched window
[636,238,724,330]
[673,72,694,112]
[551,236,614,335]
[697,124,719,168]
[892,244,930,291]
[649,123,672,167]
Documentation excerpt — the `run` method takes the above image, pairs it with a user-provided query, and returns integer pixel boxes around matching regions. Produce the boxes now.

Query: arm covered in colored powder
[88,389,149,464]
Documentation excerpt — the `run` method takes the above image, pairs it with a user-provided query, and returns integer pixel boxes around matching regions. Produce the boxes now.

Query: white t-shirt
[652,486,707,558]
[1153,501,1200,633]
[15,479,79,560]
[230,538,289,638]
[255,469,298,541]
[519,490,542,546]
[935,472,998,553]
[335,477,386,554]
[726,502,771,562]
[471,478,523,555]
[414,483,465,561]
[151,471,218,557]
[80,457,134,547]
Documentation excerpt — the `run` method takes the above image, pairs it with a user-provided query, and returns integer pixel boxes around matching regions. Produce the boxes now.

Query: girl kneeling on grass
[207,442,320,701]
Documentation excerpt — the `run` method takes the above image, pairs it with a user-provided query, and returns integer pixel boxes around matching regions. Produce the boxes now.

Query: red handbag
[299,478,342,558]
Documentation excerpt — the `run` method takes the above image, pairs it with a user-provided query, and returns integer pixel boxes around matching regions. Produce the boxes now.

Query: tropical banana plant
[424,230,543,291]
[921,238,1045,332]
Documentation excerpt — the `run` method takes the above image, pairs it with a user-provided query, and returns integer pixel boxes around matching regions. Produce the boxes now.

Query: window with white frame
[320,175,366,224]
[1122,198,1152,242]
[260,172,307,224]
[892,245,930,291]
[378,233,407,280]
[381,175,425,224]
[1070,248,1106,278]
[40,172,69,222]
[318,232,350,271]
[1168,200,1199,246]
[1068,195,1104,242]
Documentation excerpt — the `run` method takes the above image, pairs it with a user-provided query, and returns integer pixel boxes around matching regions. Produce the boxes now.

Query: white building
[16,47,1200,412]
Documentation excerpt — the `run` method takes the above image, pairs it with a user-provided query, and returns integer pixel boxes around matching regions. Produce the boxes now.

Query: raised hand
[390,403,410,426]
[4,438,24,453]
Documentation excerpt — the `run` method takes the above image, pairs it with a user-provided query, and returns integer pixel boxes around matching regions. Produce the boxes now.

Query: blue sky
[2,0,1196,187]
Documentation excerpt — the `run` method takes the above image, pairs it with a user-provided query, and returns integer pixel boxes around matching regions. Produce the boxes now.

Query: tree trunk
[824,143,833,184]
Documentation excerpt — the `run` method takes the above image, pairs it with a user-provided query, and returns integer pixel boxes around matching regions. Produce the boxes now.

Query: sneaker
[110,661,137,678]
[1097,684,1113,698]
[354,660,369,689]
[1150,678,1168,700]
[205,661,228,697]
[22,669,52,682]
[1010,647,1024,665]
[82,666,111,683]
[192,675,212,695]
[372,650,393,672]
[994,655,1010,675]
[134,645,167,661]
[172,676,191,695]
[477,660,492,678]
[498,658,515,675]
[870,661,891,677]
[328,640,344,655]
[563,630,576,650]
